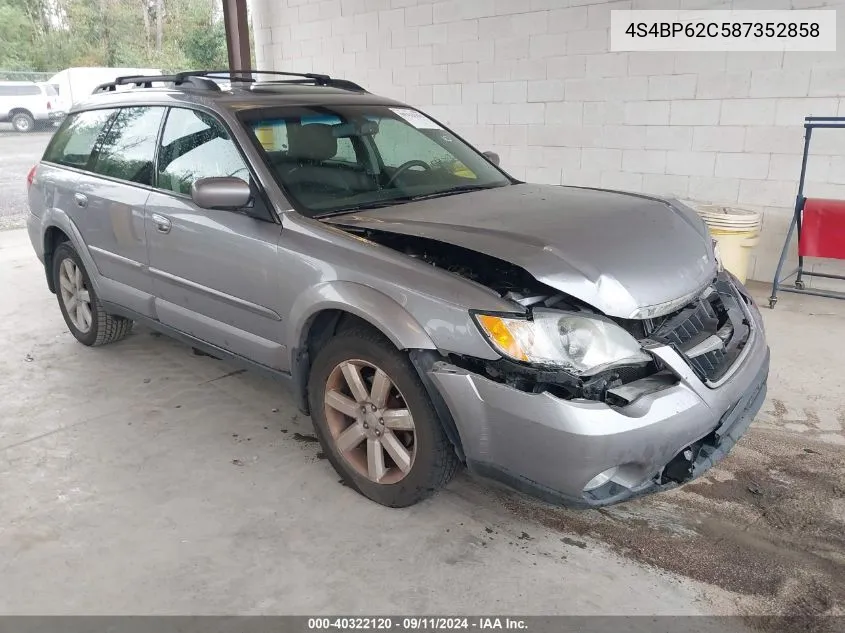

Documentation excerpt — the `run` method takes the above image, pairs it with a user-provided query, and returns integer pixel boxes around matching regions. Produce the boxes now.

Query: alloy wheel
[323,359,416,484]
[58,258,93,333]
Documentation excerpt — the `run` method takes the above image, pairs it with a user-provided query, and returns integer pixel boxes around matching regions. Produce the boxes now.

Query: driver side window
[157,107,249,195]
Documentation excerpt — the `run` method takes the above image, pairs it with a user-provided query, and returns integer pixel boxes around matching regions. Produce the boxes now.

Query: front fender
[288,281,437,356]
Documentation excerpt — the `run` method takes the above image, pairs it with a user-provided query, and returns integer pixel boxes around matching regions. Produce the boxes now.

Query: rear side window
[91,107,164,186]
[157,107,249,195]
[0,84,40,96]
[43,109,116,169]
[43,84,58,96]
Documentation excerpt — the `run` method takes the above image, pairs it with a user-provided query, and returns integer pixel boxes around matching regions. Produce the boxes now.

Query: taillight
[27,165,36,188]
[47,101,52,110]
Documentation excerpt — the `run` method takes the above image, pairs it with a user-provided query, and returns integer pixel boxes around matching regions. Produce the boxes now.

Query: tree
[0,0,240,73]
[181,4,227,68]
[155,0,163,52]
[0,1,34,70]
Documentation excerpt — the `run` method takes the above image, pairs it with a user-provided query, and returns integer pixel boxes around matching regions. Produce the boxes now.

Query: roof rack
[92,70,367,95]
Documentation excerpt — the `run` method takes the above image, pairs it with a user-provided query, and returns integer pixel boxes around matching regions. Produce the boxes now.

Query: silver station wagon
[26,70,769,508]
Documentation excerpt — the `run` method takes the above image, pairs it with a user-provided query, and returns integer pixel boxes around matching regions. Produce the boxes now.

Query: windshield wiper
[316,199,408,217]
[406,183,500,201]
[316,183,503,218]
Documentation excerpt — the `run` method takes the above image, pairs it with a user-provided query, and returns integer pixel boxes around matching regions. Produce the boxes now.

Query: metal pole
[222,0,251,74]
[794,126,812,288]
[769,125,812,308]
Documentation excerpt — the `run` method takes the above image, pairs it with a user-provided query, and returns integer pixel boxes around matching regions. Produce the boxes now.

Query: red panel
[799,198,845,260]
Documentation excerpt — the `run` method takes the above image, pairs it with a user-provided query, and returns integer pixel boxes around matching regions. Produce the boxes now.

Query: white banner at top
[610,10,837,52]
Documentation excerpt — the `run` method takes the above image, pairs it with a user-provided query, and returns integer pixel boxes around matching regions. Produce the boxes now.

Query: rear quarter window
[43,109,117,169]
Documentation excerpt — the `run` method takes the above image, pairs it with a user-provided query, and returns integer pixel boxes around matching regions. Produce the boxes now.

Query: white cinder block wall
[251,0,845,284]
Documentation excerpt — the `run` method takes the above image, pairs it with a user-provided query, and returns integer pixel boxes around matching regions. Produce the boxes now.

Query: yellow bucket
[708,229,760,284]
[692,204,762,284]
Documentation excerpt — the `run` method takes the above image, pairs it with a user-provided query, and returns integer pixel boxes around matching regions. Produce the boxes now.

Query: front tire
[11,112,35,133]
[52,242,133,346]
[308,325,459,507]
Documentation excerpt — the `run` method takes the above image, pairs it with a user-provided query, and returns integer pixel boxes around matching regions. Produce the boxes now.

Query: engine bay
[350,228,583,309]
[342,227,666,404]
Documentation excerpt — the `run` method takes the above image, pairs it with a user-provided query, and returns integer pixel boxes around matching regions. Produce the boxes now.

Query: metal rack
[92,69,367,95]
[769,116,845,308]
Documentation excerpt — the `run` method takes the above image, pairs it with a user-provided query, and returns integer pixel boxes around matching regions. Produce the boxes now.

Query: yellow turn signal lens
[476,314,529,362]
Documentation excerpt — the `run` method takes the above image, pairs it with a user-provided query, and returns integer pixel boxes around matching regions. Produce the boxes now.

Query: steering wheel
[386,160,431,188]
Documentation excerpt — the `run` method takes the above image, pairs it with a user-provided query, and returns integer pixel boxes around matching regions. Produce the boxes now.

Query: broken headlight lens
[474,309,651,375]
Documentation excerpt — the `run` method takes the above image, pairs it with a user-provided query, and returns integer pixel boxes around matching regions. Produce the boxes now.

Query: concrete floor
[0,228,732,616]
[1,225,843,621]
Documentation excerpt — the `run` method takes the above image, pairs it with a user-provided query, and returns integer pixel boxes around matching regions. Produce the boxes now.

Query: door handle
[73,193,88,208]
[151,213,172,234]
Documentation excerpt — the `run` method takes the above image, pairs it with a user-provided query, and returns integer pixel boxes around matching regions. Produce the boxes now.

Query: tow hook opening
[661,442,703,485]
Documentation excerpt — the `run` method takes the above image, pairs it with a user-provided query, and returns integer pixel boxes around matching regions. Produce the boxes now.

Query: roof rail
[92,70,367,95]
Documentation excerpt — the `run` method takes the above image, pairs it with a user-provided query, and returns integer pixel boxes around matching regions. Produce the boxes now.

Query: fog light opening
[583,467,619,492]
[661,444,702,485]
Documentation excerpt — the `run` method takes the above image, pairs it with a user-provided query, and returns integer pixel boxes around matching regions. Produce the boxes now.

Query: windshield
[240,105,510,217]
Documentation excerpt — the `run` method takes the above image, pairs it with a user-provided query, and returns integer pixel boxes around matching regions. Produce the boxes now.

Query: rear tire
[52,242,133,346]
[308,325,459,507]
[11,112,35,133]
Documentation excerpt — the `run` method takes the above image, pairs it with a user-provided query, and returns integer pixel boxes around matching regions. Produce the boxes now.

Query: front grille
[691,347,728,378]
[658,296,719,348]
[648,278,751,383]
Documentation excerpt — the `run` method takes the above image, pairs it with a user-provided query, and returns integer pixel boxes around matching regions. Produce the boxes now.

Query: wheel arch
[43,225,71,293]
[288,282,437,411]
[40,215,100,295]
[289,281,436,355]
[9,107,34,119]
[288,285,466,460]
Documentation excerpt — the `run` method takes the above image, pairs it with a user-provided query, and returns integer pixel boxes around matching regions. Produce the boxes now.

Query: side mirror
[191,177,251,210]
[483,151,500,166]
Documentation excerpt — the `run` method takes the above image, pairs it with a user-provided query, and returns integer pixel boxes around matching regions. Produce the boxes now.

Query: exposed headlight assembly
[474,309,651,375]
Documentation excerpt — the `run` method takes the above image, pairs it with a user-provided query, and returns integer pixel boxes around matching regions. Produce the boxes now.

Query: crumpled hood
[326,184,716,318]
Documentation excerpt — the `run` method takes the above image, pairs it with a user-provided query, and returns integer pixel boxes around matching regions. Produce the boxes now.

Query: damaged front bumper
[422,294,770,508]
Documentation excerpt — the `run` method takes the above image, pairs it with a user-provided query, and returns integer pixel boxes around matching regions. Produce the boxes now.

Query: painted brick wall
[251,0,845,285]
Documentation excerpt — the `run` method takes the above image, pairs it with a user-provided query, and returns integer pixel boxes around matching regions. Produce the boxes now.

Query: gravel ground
[494,427,844,631]
[0,126,54,228]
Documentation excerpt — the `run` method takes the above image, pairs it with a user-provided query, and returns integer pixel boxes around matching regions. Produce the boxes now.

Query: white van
[0,81,63,132]
[49,67,163,111]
